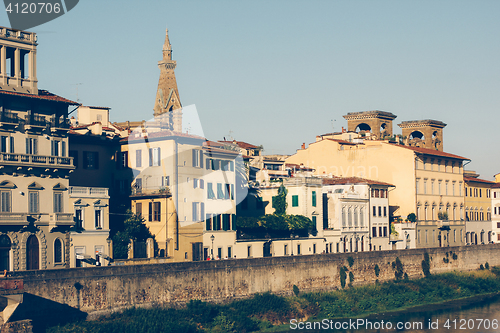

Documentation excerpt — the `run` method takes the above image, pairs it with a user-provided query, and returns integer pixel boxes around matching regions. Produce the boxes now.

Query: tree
[437,211,449,221]
[272,184,287,215]
[112,210,155,259]
[407,213,417,222]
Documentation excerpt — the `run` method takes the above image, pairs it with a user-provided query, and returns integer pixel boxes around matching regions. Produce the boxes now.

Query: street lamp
[210,234,215,259]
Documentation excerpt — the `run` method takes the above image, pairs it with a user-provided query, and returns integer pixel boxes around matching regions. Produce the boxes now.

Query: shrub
[422,252,431,277]
[349,271,354,283]
[374,264,380,277]
[485,262,490,270]
[480,264,485,270]
[394,257,404,280]
[347,256,354,267]
[340,266,347,289]
[491,266,500,276]
[293,285,300,297]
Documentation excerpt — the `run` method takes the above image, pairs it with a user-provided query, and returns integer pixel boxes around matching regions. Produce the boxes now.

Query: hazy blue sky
[2,1,499,179]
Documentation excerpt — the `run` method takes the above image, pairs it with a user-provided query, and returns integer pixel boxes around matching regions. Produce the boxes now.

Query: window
[383,206,387,217]
[227,246,232,258]
[25,137,37,154]
[117,151,128,169]
[348,208,352,226]
[136,150,142,167]
[312,191,316,207]
[83,151,99,169]
[95,209,102,229]
[200,179,204,189]
[297,244,301,255]
[217,183,224,199]
[192,149,200,167]
[445,182,449,196]
[292,195,299,207]
[225,184,230,200]
[284,244,288,255]
[312,216,317,227]
[207,183,215,199]
[431,180,435,194]
[372,206,376,217]
[149,147,161,166]
[383,227,387,237]
[416,179,420,194]
[372,227,377,237]
[193,178,198,189]
[154,202,161,221]
[0,191,11,212]
[136,203,142,216]
[53,192,63,213]
[378,206,382,217]
[360,207,364,227]
[342,207,346,227]
[353,208,358,226]
[75,208,83,229]
[205,214,212,231]
[51,140,60,156]
[162,176,170,187]
[247,245,252,258]
[423,179,427,194]
[28,191,39,213]
[379,227,383,238]
[223,214,230,230]
[54,239,63,263]
[192,202,199,221]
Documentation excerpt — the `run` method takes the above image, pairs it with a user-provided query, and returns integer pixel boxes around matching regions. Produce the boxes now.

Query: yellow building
[286,135,468,248]
[464,171,494,244]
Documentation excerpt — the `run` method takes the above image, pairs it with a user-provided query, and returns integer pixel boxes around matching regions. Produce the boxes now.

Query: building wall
[492,186,500,243]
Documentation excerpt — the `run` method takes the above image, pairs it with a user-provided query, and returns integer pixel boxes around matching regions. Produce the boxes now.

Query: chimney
[342,127,345,133]
[301,143,306,149]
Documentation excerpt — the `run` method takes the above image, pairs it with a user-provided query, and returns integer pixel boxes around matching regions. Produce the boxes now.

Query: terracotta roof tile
[218,140,259,149]
[322,176,395,187]
[388,143,469,160]
[123,130,206,143]
[464,177,496,184]
[0,89,79,104]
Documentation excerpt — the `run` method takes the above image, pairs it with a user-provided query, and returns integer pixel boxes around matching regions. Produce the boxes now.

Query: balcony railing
[69,186,109,198]
[0,213,29,225]
[0,153,74,168]
[25,114,47,127]
[0,111,20,125]
[130,186,171,196]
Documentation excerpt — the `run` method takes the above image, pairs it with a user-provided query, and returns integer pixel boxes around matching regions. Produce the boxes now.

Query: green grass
[47,270,500,333]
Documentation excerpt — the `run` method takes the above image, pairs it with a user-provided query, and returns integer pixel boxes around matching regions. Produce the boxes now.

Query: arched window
[341,207,346,227]
[54,238,63,264]
[354,207,358,227]
[348,207,352,227]
[0,235,11,271]
[360,207,364,227]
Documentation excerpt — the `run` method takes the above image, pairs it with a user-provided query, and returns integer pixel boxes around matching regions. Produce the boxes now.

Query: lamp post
[210,234,215,259]
[290,233,294,256]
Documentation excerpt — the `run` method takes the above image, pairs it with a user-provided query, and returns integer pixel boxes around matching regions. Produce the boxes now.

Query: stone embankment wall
[11,245,500,318]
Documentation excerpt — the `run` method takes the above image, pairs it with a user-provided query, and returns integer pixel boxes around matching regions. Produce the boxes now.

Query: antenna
[72,83,83,103]
[331,119,336,133]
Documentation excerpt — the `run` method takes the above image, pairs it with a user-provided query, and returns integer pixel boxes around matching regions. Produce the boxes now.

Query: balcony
[0,213,28,225]
[24,114,47,129]
[0,111,20,128]
[130,186,171,197]
[49,213,74,227]
[50,117,71,133]
[69,186,109,198]
[0,153,74,169]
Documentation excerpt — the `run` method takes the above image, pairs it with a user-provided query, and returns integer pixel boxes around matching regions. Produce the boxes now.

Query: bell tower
[398,120,446,151]
[343,111,397,139]
[153,29,182,131]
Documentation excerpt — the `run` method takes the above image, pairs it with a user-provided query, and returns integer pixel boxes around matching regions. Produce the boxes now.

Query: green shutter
[312,191,316,207]
[292,195,299,207]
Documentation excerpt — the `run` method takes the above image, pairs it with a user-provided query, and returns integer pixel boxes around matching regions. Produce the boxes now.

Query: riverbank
[46,269,500,333]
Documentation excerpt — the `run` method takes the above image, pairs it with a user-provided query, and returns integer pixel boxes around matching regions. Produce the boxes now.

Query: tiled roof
[322,176,395,187]
[285,163,315,171]
[388,143,469,160]
[324,138,357,145]
[464,177,496,184]
[0,89,79,104]
[218,140,259,149]
[492,183,500,188]
[123,130,206,143]
[81,105,110,110]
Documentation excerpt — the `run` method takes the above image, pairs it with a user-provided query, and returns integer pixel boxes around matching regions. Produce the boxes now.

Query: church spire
[163,28,172,61]
[153,28,182,131]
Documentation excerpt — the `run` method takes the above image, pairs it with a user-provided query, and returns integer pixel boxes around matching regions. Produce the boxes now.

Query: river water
[287,294,500,332]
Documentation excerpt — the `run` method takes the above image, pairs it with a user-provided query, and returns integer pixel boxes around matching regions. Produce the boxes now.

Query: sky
[1,0,499,179]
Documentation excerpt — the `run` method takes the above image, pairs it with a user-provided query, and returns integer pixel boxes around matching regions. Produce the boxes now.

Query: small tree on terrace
[112,210,155,259]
